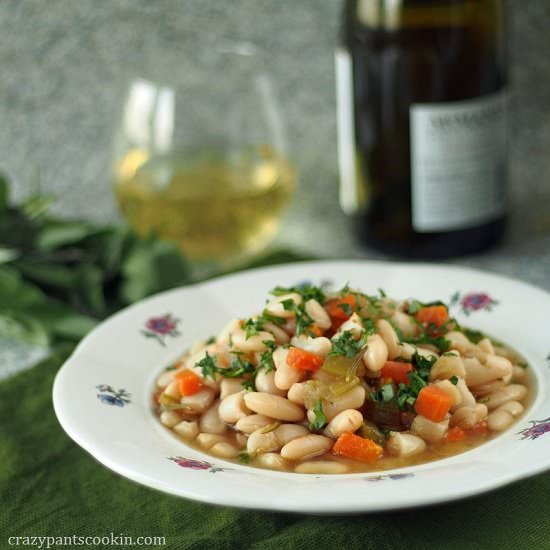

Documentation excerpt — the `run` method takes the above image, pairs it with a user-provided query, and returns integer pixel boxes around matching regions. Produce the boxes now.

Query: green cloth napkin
[2,254,550,550]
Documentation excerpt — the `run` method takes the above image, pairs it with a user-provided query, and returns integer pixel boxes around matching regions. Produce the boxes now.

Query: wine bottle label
[410,91,507,232]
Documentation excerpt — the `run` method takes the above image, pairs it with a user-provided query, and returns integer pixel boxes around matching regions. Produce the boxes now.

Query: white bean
[429,352,466,381]
[255,452,289,471]
[247,430,281,455]
[218,390,251,423]
[179,388,215,415]
[478,338,495,355]
[200,401,226,435]
[280,434,333,461]
[445,332,473,355]
[274,424,310,446]
[265,293,302,318]
[433,380,462,407]
[452,378,476,411]
[235,414,274,434]
[512,366,527,382]
[375,319,400,359]
[411,415,449,442]
[195,433,226,449]
[210,442,240,459]
[263,321,290,345]
[255,369,286,396]
[163,380,180,400]
[160,410,181,428]
[220,378,246,400]
[362,334,388,372]
[294,461,349,474]
[216,318,242,346]
[390,310,418,339]
[335,313,364,338]
[305,299,332,330]
[472,380,505,397]
[464,356,510,386]
[273,348,304,390]
[173,420,199,440]
[488,400,525,432]
[244,392,305,422]
[484,384,527,410]
[323,385,366,420]
[386,432,426,457]
[231,328,275,353]
[450,404,488,429]
[287,382,307,405]
[323,409,363,439]
[291,335,332,358]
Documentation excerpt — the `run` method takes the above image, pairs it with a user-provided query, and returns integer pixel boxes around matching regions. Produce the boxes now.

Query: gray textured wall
[1,1,549,260]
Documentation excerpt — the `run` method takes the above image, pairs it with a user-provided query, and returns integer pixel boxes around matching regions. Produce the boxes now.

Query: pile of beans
[154,289,530,474]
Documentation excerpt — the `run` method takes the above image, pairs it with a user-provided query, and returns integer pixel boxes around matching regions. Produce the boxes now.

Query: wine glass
[111,44,295,277]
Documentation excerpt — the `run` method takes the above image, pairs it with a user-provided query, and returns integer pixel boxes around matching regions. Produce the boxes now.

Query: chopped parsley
[238,452,251,464]
[259,340,276,373]
[268,285,325,337]
[196,352,218,380]
[371,383,395,403]
[270,284,325,304]
[405,332,450,352]
[308,400,328,432]
[373,353,435,412]
[338,302,353,316]
[243,310,286,339]
[196,351,255,381]
[450,376,459,385]
[393,353,435,411]
[462,328,485,344]
[329,330,370,358]
[205,335,216,345]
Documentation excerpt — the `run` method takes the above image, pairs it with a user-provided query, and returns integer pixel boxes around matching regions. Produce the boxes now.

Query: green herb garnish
[259,340,277,373]
[270,284,325,304]
[371,383,396,404]
[329,330,370,358]
[308,400,328,432]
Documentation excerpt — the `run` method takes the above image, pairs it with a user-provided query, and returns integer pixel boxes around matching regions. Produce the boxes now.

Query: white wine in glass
[112,47,295,274]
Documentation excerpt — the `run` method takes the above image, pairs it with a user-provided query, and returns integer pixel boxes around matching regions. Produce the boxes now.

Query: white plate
[53,261,550,513]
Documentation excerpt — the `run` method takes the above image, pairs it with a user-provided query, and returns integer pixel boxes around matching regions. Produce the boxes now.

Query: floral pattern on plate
[96,385,131,407]
[142,314,181,346]
[450,291,498,315]
[168,456,229,473]
[518,419,550,440]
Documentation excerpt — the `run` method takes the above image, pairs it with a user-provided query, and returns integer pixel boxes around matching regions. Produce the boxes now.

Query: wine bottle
[336,0,507,258]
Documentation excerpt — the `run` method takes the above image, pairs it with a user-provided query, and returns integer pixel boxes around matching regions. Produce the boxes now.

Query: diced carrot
[175,370,203,396]
[415,305,449,328]
[332,432,383,463]
[414,385,453,422]
[286,347,324,372]
[380,361,413,385]
[467,420,489,436]
[308,324,325,337]
[445,426,466,442]
[324,295,356,331]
